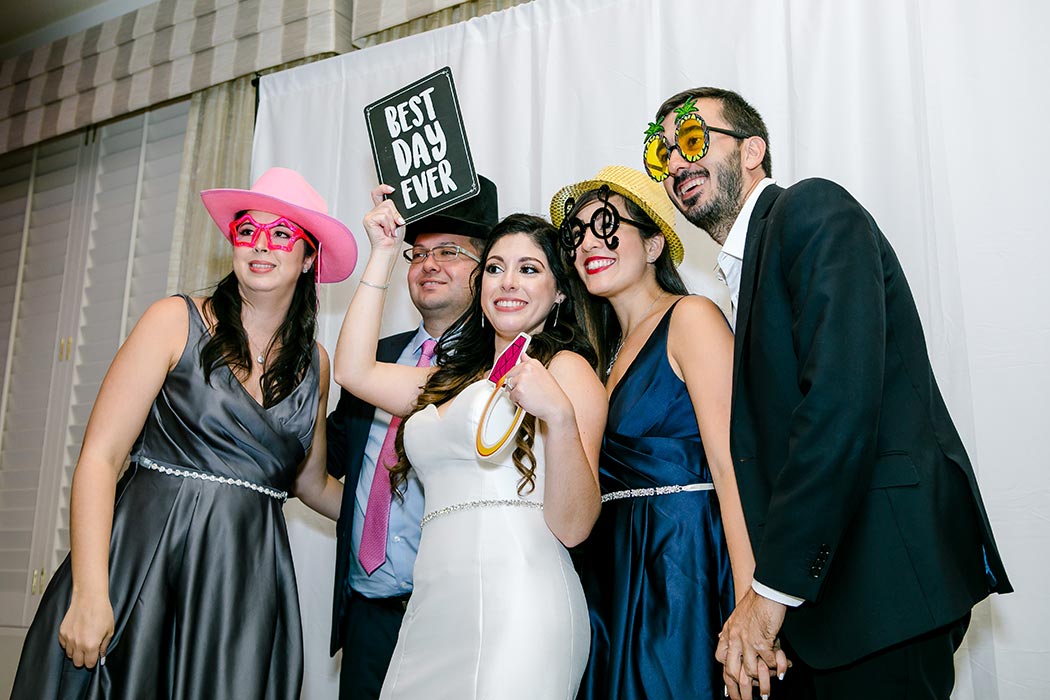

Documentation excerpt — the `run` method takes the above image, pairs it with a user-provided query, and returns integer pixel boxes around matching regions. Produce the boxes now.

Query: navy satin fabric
[576,301,734,700]
[13,295,317,699]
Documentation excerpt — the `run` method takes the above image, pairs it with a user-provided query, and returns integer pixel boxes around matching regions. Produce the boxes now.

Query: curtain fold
[170,53,338,296]
[169,75,256,296]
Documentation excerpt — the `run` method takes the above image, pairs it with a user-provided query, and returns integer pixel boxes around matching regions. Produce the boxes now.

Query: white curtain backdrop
[252,1,1049,697]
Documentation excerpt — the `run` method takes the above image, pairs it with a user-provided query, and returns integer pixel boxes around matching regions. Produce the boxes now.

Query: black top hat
[404,175,498,243]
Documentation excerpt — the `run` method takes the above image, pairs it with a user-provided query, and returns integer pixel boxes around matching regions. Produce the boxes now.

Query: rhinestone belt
[601,482,714,503]
[138,456,288,502]
[421,498,543,528]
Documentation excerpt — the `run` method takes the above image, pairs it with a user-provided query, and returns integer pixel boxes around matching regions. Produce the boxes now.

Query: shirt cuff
[752,580,804,607]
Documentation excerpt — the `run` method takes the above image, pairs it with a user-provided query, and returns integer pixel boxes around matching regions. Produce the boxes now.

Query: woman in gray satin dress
[12,167,357,700]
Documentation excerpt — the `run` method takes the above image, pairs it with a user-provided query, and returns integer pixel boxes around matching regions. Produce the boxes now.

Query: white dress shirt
[716,178,776,327]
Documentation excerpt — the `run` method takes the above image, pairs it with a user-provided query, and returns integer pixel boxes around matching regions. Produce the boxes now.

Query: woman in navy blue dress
[551,166,757,699]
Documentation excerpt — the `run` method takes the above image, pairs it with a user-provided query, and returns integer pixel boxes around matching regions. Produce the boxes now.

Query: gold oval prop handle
[475,375,525,458]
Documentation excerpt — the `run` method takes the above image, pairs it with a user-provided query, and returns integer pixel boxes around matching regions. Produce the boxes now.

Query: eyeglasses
[402,244,481,265]
[229,213,316,252]
[559,185,657,262]
[643,98,751,182]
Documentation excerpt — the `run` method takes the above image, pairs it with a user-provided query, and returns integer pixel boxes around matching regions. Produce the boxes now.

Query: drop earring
[551,301,562,327]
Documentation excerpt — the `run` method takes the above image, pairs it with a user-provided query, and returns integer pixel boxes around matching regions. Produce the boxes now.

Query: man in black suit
[327,177,497,699]
[646,88,1011,699]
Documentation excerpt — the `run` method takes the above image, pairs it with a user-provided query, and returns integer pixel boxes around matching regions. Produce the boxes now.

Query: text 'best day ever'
[384,87,458,210]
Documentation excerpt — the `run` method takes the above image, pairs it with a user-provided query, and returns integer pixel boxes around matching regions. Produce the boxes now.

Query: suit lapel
[379,331,417,363]
[732,184,782,393]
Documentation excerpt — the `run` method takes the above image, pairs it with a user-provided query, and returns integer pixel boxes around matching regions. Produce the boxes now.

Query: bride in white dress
[334,194,607,700]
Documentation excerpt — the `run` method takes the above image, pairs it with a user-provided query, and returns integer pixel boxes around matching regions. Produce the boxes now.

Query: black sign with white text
[364,67,478,223]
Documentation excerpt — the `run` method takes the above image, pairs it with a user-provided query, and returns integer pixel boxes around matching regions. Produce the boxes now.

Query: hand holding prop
[476,333,531,457]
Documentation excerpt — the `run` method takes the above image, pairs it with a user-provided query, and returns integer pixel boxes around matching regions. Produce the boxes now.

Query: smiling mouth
[675,170,708,201]
[419,279,445,288]
[494,299,527,310]
[583,258,614,274]
[249,261,275,272]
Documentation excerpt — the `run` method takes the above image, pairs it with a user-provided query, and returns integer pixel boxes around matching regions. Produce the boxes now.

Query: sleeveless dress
[380,378,590,700]
[12,294,317,700]
[575,301,734,700]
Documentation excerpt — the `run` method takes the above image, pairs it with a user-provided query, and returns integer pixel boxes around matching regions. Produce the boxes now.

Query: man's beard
[675,154,744,245]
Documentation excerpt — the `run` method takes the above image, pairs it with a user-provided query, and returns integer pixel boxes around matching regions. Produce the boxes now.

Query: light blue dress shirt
[348,325,431,598]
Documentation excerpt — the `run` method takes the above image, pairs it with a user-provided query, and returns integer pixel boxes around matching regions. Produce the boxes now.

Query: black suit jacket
[731,179,1011,668]
[328,330,416,656]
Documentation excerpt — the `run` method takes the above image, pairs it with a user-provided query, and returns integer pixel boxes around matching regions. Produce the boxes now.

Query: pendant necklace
[247,335,268,365]
[607,292,666,375]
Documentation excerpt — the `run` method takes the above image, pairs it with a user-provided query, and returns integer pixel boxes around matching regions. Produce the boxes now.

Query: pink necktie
[358,338,436,575]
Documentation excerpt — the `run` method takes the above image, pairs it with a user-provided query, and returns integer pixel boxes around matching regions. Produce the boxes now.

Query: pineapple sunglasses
[642,99,751,182]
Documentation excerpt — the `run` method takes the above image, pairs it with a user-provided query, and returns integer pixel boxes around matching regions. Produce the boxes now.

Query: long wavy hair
[561,190,688,382]
[200,222,319,408]
[390,213,597,496]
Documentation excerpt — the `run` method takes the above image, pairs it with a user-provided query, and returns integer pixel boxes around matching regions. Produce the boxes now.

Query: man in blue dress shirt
[327,177,497,699]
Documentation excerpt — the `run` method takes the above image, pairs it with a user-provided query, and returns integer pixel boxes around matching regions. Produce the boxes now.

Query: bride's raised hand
[362,184,406,252]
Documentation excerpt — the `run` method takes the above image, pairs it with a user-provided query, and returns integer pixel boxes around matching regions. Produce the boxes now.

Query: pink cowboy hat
[200,167,358,283]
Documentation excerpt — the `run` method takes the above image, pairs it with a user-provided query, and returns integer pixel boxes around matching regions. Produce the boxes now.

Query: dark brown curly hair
[389,213,597,497]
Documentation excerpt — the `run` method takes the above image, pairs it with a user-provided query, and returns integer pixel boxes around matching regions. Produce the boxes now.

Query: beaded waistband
[421,498,543,528]
[138,456,288,502]
[601,482,714,503]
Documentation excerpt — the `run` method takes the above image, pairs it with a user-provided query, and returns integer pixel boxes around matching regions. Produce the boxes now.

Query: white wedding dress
[379,379,589,700]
